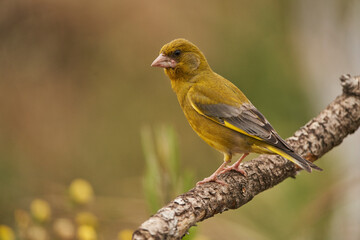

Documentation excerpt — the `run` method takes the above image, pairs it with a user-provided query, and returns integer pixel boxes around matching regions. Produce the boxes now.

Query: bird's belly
[185,110,252,155]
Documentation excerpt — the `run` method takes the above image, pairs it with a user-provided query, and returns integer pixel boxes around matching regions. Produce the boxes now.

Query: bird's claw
[196,176,227,185]
[220,166,247,177]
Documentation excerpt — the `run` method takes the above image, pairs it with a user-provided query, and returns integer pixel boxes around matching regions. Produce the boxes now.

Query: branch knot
[340,74,360,96]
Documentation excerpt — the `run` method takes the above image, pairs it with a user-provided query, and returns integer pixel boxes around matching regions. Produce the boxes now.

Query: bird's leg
[196,154,231,185]
[220,153,249,176]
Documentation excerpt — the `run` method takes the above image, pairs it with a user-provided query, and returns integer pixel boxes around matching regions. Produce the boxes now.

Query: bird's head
[151,38,210,80]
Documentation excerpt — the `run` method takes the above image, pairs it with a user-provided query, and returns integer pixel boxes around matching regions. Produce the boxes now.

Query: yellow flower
[30,199,51,223]
[77,225,97,240]
[75,212,98,228]
[69,179,94,205]
[118,229,133,240]
[0,225,15,240]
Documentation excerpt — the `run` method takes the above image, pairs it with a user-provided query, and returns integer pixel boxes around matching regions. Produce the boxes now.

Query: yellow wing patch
[223,121,263,141]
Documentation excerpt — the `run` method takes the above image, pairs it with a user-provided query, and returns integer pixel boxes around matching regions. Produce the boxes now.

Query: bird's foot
[220,164,247,177]
[196,175,227,185]
[219,153,248,177]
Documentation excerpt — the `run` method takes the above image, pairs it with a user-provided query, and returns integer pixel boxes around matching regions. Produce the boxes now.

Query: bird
[151,38,322,185]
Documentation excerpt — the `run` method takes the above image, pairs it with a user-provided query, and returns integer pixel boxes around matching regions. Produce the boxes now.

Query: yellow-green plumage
[151,38,322,184]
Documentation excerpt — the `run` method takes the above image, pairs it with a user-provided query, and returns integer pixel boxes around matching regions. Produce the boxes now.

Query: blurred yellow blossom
[75,212,98,228]
[0,225,15,240]
[118,229,133,240]
[69,179,94,205]
[30,199,51,223]
[77,225,97,240]
[53,218,75,240]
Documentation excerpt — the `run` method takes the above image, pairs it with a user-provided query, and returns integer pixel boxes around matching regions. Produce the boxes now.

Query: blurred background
[0,0,359,239]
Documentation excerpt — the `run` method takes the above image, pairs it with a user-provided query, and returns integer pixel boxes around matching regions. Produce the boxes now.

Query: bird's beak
[151,53,177,68]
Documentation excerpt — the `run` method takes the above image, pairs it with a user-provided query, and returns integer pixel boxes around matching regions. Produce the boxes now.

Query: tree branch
[133,74,360,240]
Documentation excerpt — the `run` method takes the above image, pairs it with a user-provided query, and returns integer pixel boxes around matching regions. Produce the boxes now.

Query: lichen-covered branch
[133,74,360,240]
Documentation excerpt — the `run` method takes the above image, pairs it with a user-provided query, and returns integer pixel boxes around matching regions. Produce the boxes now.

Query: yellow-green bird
[151,38,322,185]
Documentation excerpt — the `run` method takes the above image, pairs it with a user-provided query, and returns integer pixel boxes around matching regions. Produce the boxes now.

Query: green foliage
[141,125,194,213]
[141,125,197,239]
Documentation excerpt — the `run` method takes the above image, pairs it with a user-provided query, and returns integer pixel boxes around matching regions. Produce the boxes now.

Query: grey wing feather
[196,102,292,150]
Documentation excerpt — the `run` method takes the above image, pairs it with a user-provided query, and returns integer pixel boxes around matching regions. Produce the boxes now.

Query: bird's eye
[173,50,181,57]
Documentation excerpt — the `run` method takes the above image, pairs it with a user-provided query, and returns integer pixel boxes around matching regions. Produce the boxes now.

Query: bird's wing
[187,85,292,150]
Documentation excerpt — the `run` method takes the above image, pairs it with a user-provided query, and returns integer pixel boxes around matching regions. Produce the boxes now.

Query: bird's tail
[265,145,323,173]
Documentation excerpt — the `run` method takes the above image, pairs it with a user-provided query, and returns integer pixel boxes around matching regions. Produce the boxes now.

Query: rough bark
[133,74,360,240]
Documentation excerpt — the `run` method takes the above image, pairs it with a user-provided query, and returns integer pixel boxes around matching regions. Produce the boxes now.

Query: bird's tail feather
[307,160,323,171]
[265,146,322,172]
